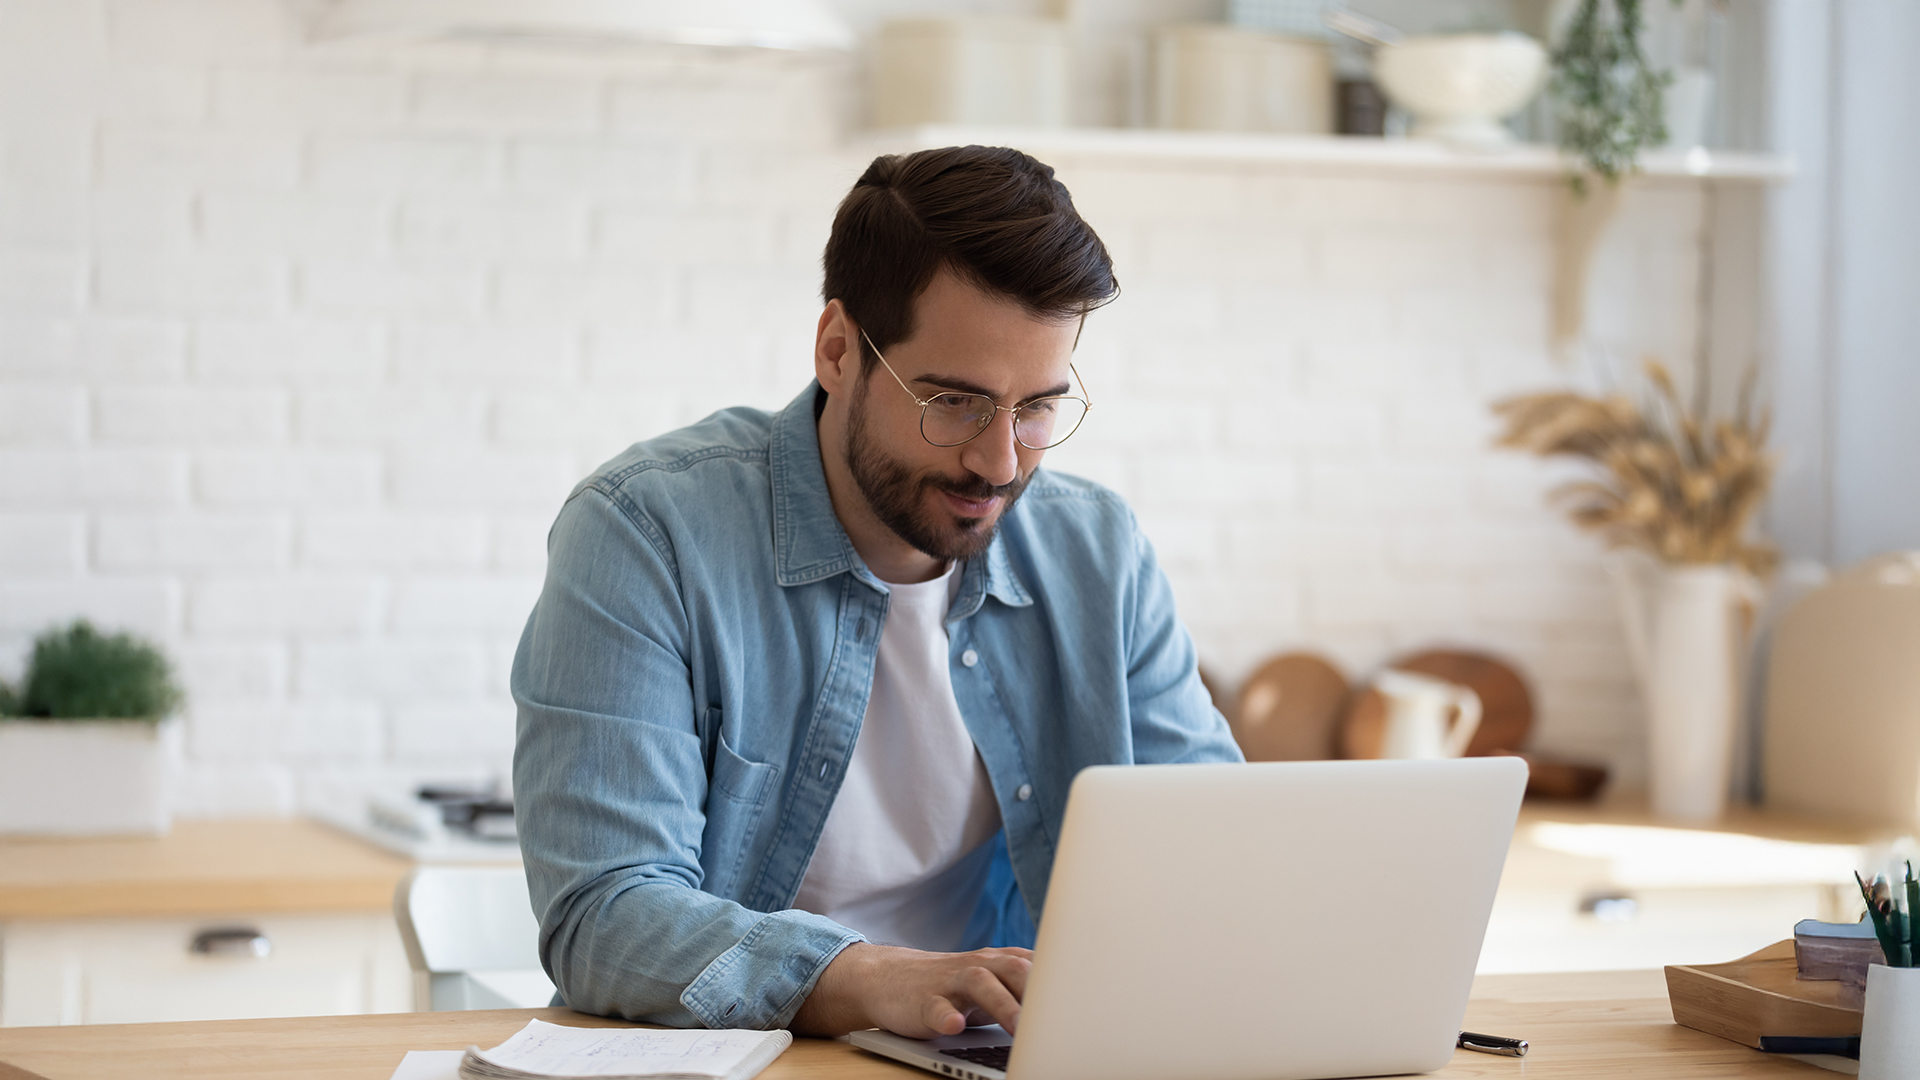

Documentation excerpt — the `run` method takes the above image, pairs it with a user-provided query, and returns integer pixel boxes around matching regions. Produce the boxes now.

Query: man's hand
[790,942,1033,1038]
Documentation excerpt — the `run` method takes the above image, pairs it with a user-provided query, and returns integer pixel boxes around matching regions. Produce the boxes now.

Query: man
[511,145,1241,1041]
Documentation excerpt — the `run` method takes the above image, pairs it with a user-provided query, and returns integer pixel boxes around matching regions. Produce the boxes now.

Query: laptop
[849,757,1527,1080]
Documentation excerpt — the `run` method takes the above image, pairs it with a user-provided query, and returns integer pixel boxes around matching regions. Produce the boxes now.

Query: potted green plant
[0,621,186,836]
[1551,0,1669,192]
[1545,0,1673,350]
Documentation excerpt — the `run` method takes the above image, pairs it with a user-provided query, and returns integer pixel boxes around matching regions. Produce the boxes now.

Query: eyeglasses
[860,330,1092,450]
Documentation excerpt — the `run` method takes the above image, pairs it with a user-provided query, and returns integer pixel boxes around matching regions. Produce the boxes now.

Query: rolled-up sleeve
[1121,517,1245,767]
[511,488,860,1029]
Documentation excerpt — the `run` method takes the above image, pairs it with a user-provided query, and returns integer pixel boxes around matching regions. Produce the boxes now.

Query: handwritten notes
[457,1020,793,1080]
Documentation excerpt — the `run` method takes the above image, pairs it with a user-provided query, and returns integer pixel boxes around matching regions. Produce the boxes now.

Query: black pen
[1458,1031,1528,1057]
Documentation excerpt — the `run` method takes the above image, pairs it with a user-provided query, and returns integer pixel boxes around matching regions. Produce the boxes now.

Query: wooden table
[0,969,1829,1079]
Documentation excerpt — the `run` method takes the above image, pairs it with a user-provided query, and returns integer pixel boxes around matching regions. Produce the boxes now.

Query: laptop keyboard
[938,1045,1011,1071]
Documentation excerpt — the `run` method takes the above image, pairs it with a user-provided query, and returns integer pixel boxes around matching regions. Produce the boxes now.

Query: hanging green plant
[1551,0,1671,193]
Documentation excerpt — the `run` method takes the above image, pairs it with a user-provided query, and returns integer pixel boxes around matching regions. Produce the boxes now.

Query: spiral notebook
[386,1019,792,1080]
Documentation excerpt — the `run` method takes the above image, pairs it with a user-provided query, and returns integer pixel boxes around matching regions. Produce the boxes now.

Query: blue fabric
[511,382,1242,1030]
[958,832,1036,952]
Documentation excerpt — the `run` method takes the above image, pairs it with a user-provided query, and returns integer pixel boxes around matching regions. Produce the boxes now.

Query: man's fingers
[979,951,1033,999]
[955,965,1023,1035]
[923,994,969,1037]
[852,946,1037,1040]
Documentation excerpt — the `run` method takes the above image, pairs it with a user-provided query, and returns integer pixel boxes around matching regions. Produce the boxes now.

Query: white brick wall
[0,0,1709,815]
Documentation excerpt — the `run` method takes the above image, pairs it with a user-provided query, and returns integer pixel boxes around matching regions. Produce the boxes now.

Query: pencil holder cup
[1859,963,1920,1080]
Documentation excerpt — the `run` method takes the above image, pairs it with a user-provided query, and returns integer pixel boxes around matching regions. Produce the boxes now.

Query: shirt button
[961,649,979,667]
[1016,784,1033,802]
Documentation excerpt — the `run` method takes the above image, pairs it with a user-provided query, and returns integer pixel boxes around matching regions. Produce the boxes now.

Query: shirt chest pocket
[709,724,778,808]
[702,708,781,896]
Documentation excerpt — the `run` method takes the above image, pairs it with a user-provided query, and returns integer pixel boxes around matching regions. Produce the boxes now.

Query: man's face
[841,270,1080,562]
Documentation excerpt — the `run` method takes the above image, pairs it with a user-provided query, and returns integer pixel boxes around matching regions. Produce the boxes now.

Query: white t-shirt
[792,564,1002,951]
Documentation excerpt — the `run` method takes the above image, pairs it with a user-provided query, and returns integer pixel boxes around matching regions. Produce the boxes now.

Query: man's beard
[844,379,1031,562]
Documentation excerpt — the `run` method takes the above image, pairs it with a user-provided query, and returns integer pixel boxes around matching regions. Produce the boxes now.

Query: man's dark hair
[822,145,1118,372]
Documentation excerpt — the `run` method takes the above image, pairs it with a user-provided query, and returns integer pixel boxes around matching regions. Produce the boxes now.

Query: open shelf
[860,125,1795,184]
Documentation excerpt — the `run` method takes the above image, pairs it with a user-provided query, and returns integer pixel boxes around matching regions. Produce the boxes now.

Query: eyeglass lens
[921,393,1089,450]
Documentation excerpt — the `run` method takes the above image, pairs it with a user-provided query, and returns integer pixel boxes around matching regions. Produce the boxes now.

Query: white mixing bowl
[1372,32,1547,145]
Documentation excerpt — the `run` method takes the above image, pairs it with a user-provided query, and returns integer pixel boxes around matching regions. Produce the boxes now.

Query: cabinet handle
[1577,892,1638,922]
[190,927,272,958]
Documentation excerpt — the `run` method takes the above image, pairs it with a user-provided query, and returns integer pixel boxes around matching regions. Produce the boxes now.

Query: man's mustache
[927,474,1023,502]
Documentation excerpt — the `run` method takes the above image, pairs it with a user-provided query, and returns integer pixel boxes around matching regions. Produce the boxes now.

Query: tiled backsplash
[0,1,1711,814]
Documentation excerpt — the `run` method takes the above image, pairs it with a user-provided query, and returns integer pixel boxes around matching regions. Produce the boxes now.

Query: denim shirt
[511,382,1241,1031]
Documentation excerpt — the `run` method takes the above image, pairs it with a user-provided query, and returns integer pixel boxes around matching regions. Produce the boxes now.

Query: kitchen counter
[1,805,1900,1025]
[2,804,1873,924]
[0,820,414,919]
[1481,798,1900,974]
[1517,797,1902,846]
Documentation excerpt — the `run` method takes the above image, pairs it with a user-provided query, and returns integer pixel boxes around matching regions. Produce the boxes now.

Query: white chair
[392,865,558,1011]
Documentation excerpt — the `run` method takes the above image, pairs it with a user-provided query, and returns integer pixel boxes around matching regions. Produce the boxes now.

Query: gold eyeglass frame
[859,328,1093,451]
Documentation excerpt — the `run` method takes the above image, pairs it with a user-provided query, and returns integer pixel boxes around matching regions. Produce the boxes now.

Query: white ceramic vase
[1607,552,1753,822]
[1860,963,1920,1079]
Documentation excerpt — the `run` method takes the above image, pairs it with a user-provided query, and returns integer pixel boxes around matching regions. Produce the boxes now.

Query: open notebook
[387,1019,792,1080]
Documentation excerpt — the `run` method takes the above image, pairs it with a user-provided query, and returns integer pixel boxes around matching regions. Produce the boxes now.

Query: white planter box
[0,718,182,836]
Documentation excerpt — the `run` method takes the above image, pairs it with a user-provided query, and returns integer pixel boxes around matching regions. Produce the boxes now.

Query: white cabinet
[0,819,419,1027]
[0,912,411,1026]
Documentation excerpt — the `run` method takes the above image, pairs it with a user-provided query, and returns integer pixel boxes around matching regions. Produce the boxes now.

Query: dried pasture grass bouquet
[1492,359,1777,575]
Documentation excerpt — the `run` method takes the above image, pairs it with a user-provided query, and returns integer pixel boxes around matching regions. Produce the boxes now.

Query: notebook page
[468,1020,788,1078]
[389,1049,463,1080]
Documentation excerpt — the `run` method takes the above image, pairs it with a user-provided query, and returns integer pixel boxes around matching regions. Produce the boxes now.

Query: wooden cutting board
[1230,653,1350,761]
[1340,648,1533,759]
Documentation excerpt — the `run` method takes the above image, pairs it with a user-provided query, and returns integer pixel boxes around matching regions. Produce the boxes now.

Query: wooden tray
[1666,940,1864,1049]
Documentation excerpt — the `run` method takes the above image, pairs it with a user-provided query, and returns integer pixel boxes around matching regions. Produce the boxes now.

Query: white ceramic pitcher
[1375,669,1482,760]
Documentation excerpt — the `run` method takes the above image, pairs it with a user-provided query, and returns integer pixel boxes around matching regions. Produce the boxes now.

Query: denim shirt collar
[768,382,1033,613]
